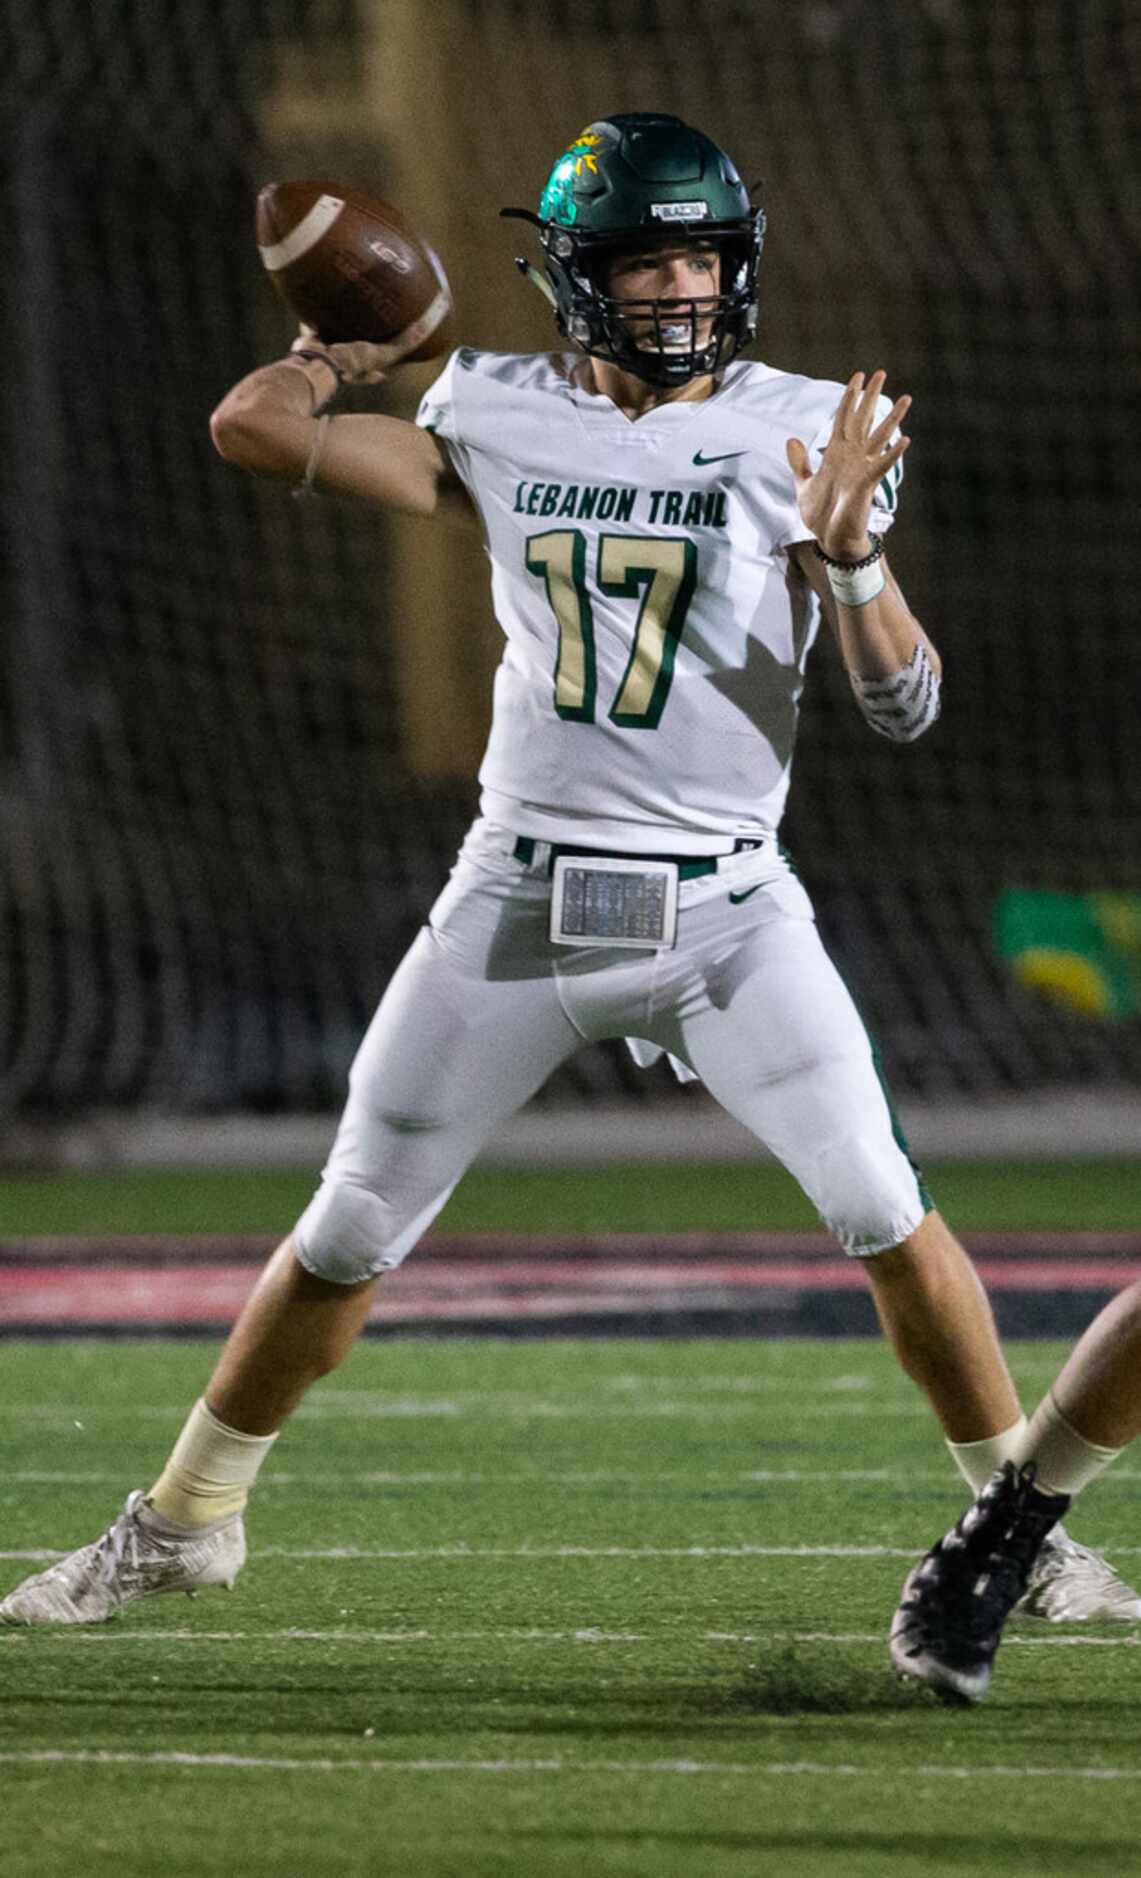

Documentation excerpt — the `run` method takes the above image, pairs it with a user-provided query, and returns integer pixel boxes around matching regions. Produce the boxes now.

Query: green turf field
[2,1156,1139,1235]
[4,1337,1141,1877]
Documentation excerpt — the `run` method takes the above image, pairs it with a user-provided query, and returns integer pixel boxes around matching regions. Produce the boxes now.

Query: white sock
[945,1414,1028,1492]
[146,1398,278,1530]
[1016,1391,1124,1497]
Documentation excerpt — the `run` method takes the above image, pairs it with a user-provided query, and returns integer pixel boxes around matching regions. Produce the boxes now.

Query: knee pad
[811,1134,927,1258]
[293,1179,451,1285]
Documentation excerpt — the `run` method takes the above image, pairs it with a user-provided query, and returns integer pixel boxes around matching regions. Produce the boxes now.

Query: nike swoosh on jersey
[728,882,766,904]
[692,448,748,466]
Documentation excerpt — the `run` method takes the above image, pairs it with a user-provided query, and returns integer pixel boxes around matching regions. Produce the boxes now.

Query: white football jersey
[416,349,900,855]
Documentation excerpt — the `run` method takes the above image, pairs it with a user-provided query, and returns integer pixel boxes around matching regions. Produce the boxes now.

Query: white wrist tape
[825,559,887,607]
[850,642,942,742]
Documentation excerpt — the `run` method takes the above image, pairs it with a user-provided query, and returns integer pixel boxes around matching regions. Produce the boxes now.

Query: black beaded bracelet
[812,534,885,571]
[290,346,346,381]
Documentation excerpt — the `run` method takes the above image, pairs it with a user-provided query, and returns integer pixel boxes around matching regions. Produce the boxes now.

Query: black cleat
[889,1461,1070,1703]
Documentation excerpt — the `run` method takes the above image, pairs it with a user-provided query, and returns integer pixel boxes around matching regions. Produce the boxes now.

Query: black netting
[2,0,1137,1114]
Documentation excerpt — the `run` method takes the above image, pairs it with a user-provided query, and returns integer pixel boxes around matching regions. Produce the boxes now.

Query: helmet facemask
[544,223,760,389]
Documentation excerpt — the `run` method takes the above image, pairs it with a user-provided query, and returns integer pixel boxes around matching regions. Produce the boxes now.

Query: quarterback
[3,114,1136,1627]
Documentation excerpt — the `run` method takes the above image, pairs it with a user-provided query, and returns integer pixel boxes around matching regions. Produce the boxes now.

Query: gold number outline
[598,534,697,730]
[525,530,696,730]
[525,528,596,722]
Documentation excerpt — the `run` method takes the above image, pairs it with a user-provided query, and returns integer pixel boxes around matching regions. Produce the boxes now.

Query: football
[256,179,454,358]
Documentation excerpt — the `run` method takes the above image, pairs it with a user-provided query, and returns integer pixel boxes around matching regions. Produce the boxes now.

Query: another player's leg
[1034,1278,1141,1462]
[829,1208,1141,1627]
[1,845,580,1626]
[663,884,1141,1624]
[1003,1277,1141,1625]
[1014,1282,1141,1621]
[856,1217,1141,1625]
[890,1278,1141,1699]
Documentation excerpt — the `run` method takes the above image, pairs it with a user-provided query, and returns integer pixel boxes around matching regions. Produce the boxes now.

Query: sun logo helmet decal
[538,128,606,225]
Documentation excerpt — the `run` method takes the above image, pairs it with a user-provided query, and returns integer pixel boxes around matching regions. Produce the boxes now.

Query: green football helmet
[502,113,765,388]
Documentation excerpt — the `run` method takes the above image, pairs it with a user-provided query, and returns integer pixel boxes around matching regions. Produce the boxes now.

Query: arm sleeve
[782,390,903,546]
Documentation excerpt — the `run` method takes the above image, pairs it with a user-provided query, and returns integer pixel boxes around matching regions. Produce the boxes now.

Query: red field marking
[2,1230,1139,1266]
[2,1236,1141,1328]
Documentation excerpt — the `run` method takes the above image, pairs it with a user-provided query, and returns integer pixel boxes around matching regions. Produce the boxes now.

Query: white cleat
[1017,1525,1141,1623]
[0,1491,246,1626]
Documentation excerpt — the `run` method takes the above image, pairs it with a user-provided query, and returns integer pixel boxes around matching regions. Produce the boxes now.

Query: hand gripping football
[256,179,454,359]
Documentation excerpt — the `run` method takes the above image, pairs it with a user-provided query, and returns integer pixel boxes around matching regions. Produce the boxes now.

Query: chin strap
[502,208,560,313]
[514,257,558,307]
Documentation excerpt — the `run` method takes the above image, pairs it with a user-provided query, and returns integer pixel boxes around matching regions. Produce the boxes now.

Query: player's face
[605,243,722,354]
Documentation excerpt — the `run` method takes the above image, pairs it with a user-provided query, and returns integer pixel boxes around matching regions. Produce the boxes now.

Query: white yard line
[6,1540,1141,1565]
[0,1467,936,1486]
[2,1749,1141,1780]
[315,1376,880,1400]
[3,1626,1141,1648]
[257,1543,923,1560]
[3,1398,930,1423]
[9,1465,1141,1492]
[0,1542,915,1564]
[10,1465,1141,1492]
[256,1540,1141,1560]
[0,1627,654,1645]
[5,1540,1141,1564]
[0,1543,909,1563]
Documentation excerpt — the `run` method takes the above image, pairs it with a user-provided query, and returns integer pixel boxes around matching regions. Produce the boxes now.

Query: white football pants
[294,819,928,1283]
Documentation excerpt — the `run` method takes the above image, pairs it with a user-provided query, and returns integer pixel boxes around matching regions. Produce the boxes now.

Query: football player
[3,113,1135,1627]
[892,1276,1141,1701]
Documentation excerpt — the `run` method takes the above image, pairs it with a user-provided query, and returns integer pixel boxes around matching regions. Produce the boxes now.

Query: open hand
[786,370,910,560]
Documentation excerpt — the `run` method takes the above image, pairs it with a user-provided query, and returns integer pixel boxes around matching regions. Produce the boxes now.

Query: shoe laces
[94,1496,148,1588]
[957,1463,1061,1560]
[906,1463,1063,1650]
